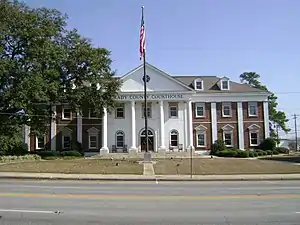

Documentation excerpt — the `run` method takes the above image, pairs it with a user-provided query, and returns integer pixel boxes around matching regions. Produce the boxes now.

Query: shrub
[217,150,237,157]
[255,149,266,156]
[266,150,273,155]
[248,151,256,157]
[211,140,226,155]
[36,151,60,158]
[275,147,289,154]
[236,150,249,158]
[60,150,82,157]
[272,150,279,155]
[259,138,276,151]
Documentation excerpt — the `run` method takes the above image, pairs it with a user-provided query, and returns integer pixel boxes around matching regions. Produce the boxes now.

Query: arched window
[116,131,125,148]
[141,129,154,137]
[170,130,179,147]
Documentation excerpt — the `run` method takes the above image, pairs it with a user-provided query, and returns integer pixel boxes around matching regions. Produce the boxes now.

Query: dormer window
[194,78,203,90]
[221,79,229,90]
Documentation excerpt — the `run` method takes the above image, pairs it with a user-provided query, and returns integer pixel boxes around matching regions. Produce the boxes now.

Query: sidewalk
[0,172,299,181]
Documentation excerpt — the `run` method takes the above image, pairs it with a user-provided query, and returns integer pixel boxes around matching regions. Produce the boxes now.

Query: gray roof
[173,75,268,93]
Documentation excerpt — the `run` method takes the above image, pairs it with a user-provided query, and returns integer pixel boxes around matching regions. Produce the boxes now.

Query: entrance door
[140,129,154,151]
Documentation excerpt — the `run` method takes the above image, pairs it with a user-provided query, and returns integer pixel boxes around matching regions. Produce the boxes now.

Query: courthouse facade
[24,63,270,154]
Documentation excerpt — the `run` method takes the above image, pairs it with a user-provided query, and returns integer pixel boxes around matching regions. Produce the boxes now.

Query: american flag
[139,8,145,60]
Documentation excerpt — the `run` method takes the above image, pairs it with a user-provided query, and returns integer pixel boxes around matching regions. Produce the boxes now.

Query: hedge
[0,154,41,162]
[35,150,83,158]
[215,149,280,158]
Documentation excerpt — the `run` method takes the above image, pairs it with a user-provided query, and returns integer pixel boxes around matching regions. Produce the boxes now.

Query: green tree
[240,72,290,139]
[0,0,121,138]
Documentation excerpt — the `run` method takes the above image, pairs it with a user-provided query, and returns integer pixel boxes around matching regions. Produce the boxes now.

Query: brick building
[24,63,270,154]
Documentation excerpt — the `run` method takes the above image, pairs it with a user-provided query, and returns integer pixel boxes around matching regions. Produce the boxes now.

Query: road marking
[296,212,300,214]
[0,209,55,214]
[0,193,300,200]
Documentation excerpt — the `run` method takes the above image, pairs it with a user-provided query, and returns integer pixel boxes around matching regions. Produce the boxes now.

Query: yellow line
[0,193,300,200]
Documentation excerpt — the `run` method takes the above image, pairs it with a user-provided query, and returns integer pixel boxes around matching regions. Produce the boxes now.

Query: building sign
[116,93,184,100]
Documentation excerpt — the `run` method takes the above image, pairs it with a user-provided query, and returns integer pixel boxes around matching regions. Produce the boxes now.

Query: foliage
[275,147,289,154]
[211,140,226,155]
[0,0,121,138]
[0,129,28,156]
[259,138,276,151]
[35,150,82,159]
[239,72,290,137]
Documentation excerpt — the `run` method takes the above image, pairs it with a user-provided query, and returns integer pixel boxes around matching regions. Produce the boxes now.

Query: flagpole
[141,6,149,153]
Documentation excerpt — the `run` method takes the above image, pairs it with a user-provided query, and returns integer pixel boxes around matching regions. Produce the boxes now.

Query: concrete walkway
[0,172,299,181]
[143,163,155,176]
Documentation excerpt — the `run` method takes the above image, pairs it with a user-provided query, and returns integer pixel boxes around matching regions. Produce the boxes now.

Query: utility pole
[293,114,298,151]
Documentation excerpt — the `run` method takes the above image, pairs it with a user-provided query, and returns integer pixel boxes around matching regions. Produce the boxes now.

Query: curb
[0,176,300,182]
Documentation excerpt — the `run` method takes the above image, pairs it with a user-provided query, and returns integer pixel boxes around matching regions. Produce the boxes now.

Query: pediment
[87,127,99,133]
[248,124,260,130]
[222,124,234,131]
[119,63,194,93]
[195,125,207,131]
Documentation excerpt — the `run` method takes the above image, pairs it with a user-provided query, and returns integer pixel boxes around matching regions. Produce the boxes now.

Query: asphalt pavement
[0,180,299,224]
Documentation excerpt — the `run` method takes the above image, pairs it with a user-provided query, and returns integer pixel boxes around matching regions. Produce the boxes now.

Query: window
[115,104,125,119]
[88,134,98,149]
[248,102,258,116]
[250,132,259,146]
[62,107,71,120]
[116,131,125,148]
[170,130,179,147]
[169,103,178,118]
[89,109,97,119]
[195,103,205,117]
[62,135,71,149]
[36,136,45,149]
[194,79,203,90]
[142,103,152,118]
[223,132,233,147]
[221,80,229,90]
[222,103,232,117]
[196,131,206,147]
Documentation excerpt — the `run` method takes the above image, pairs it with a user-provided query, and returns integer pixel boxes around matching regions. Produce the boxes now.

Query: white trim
[195,124,207,131]
[248,102,258,117]
[188,101,194,148]
[116,130,125,148]
[223,130,234,147]
[184,102,188,150]
[115,103,125,119]
[220,78,230,90]
[50,106,56,151]
[237,102,244,150]
[88,133,98,149]
[101,107,108,150]
[36,136,45,149]
[62,107,72,120]
[249,130,260,147]
[195,102,205,118]
[222,102,232,117]
[248,124,261,130]
[168,103,178,118]
[263,101,270,138]
[194,78,203,91]
[222,124,235,130]
[169,129,179,147]
[211,103,218,143]
[196,130,206,147]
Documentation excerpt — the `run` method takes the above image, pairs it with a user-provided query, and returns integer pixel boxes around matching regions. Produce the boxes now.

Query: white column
[188,100,194,150]
[263,101,270,138]
[211,102,218,143]
[100,107,109,154]
[184,102,188,151]
[130,101,137,150]
[158,101,166,152]
[237,102,244,150]
[77,111,82,144]
[24,125,30,151]
[50,105,56,151]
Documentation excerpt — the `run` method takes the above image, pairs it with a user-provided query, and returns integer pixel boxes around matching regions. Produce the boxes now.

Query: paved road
[0,180,299,224]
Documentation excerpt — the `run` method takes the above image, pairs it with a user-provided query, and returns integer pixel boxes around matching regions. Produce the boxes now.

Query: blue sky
[24,0,300,138]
